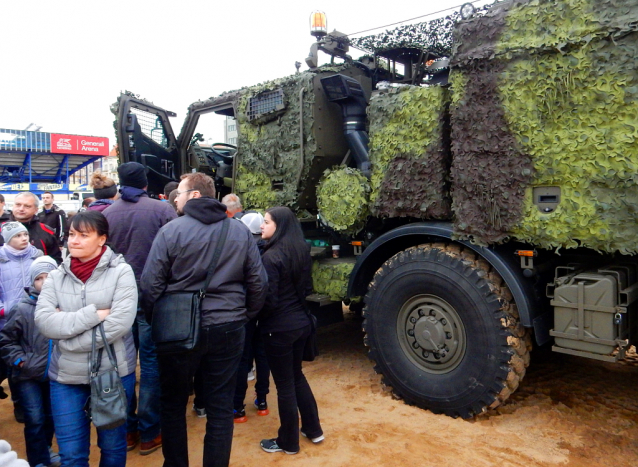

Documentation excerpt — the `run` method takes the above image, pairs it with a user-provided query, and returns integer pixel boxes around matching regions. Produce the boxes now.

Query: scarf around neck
[70,246,107,283]
[3,244,32,257]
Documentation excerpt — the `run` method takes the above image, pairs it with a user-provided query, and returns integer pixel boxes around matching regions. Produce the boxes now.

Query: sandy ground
[2,311,638,467]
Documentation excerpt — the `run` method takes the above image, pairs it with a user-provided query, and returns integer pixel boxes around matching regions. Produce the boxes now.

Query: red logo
[51,134,109,156]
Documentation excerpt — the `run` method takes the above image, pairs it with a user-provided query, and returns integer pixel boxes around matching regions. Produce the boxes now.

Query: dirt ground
[2,311,638,467]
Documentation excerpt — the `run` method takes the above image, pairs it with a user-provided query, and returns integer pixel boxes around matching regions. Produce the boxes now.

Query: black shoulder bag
[151,218,230,355]
[88,323,128,430]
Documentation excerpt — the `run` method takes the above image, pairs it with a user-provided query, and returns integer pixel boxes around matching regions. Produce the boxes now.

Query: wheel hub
[397,295,466,374]
[414,316,446,351]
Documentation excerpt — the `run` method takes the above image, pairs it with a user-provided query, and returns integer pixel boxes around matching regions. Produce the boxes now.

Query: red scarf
[70,246,106,283]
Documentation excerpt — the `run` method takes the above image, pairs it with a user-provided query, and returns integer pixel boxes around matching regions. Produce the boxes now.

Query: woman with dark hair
[35,211,138,466]
[258,207,323,455]
[88,172,118,212]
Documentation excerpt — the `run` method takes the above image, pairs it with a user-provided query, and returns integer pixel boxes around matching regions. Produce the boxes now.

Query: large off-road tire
[363,243,531,419]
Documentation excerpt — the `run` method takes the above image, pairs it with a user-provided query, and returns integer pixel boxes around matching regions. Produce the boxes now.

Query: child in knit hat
[0,222,42,325]
[0,256,60,467]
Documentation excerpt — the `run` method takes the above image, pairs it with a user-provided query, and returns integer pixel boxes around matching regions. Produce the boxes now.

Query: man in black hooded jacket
[140,172,267,467]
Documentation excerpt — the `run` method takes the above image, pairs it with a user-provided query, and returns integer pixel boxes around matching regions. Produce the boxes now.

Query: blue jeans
[50,372,135,467]
[17,379,54,466]
[127,314,161,442]
[158,321,245,467]
[263,325,322,453]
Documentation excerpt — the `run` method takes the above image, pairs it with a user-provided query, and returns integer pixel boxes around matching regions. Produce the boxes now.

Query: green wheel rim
[397,294,467,374]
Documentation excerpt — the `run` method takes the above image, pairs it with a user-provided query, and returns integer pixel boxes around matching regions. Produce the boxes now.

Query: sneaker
[234,407,247,423]
[192,403,206,418]
[126,431,140,451]
[48,448,61,467]
[254,398,269,416]
[140,434,162,456]
[247,367,255,381]
[260,438,298,454]
[301,431,325,443]
[0,386,7,399]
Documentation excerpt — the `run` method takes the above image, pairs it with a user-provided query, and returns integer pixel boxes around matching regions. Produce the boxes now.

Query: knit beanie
[1,222,27,244]
[117,162,148,189]
[29,256,58,285]
[0,440,29,467]
[241,212,264,235]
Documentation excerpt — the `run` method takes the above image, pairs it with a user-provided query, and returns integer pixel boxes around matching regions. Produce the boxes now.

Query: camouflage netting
[233,72,316,210]
[316,167,370,235]
[312,260,356,301]
[450,0,638,253]
[368,85,452,219]
[349,13,461,55]
[234,168,277,211]
[225,65,349,210]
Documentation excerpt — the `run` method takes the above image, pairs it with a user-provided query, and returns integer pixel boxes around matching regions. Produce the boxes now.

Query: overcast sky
[1,0,491,148]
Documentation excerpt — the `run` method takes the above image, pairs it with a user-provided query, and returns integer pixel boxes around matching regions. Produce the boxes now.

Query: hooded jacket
[140,197,268,327]
[103,192,177,284]
[34,246,137,384]
[0,245,42,328]
[0,287,53,382]
[87,199,114,213]
[37,204,66,246]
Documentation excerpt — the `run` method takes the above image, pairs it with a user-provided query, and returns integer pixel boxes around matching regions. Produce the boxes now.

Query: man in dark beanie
[103,162,177,455]
[117,162,149,197]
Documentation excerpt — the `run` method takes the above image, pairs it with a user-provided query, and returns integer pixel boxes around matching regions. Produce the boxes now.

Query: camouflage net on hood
[312,260,356,302]
[450,0,638,253]
[316,166,370,235]
[369,85,451,219]
[233,72,317,209]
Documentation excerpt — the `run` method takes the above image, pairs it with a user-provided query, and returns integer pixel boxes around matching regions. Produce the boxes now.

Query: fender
[347,222,550,344]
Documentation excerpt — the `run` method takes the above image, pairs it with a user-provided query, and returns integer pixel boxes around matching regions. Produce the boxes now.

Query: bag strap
[90,326,99,377]
[90,322,119,377]
[199,218,230,298]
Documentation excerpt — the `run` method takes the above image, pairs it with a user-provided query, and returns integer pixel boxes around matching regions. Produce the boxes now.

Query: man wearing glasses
[141,172,267,467]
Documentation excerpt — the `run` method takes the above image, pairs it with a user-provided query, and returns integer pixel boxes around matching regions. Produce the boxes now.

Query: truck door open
[114,94,179,197]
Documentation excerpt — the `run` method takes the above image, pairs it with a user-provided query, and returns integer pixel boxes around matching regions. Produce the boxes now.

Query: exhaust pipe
[320,74,371,178]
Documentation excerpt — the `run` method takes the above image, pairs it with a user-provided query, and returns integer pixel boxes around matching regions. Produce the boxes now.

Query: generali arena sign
[51,134,109,156]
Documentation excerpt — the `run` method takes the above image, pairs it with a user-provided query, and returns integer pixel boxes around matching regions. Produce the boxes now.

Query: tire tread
[362,243,531,418]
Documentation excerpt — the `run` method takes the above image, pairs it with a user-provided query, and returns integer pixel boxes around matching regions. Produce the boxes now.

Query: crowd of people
[0,163,323,467]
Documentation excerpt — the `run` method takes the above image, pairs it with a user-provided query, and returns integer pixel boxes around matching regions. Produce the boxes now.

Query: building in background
[224,116,238,146]
[0,128,110,202]
[68,145,118,186]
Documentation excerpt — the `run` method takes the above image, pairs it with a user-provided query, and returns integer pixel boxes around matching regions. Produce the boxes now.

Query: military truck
[112,0,638,418]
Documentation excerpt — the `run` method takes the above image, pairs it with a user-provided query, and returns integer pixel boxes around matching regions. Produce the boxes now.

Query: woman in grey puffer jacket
[35,211,137,467]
